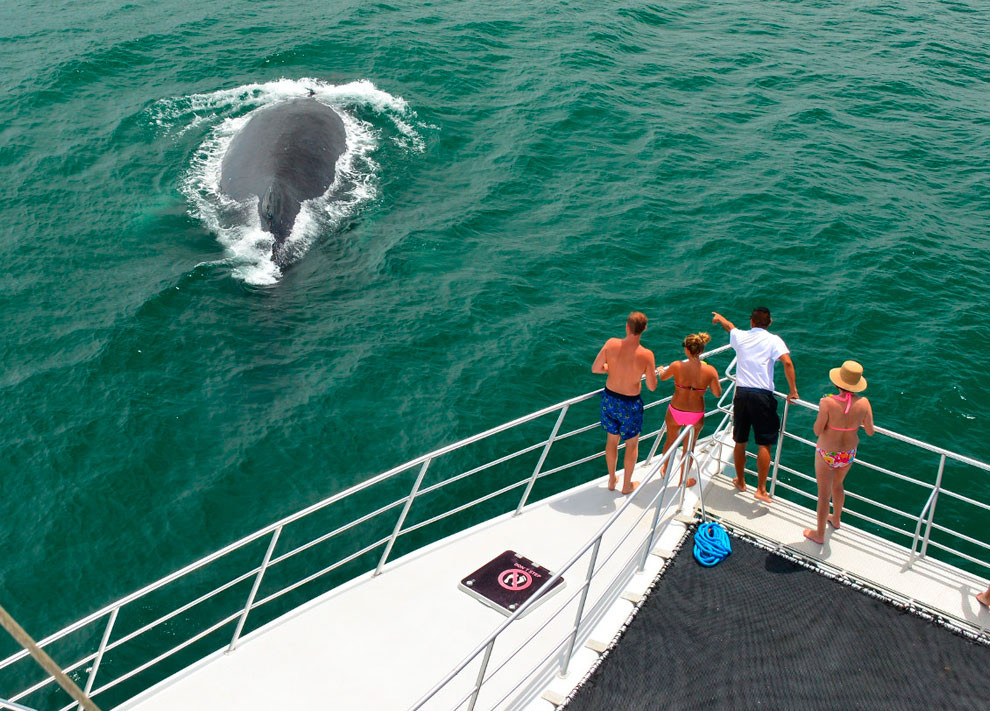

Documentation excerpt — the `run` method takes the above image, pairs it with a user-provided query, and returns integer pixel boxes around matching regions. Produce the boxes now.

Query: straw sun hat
[830,360,867,392]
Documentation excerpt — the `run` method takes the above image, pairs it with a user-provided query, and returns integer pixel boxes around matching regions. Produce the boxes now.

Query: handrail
[719,361,989,572]
[0,699,39,711]
[2,340,987,711]
[407,424,700,711]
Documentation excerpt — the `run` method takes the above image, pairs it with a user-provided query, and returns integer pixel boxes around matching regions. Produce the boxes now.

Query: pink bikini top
[827,392,859,432]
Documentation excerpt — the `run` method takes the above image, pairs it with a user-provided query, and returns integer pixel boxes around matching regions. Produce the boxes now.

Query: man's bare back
[592,312,658,495]
[594,337,658,395]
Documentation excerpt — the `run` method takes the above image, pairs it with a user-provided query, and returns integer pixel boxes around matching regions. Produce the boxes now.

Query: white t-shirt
[730,328,789,391]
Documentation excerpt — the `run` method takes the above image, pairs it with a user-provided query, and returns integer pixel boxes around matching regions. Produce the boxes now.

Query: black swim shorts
[733,387,780,446]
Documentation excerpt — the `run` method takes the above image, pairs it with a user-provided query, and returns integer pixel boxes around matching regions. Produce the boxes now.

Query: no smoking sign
[460,550,565,618]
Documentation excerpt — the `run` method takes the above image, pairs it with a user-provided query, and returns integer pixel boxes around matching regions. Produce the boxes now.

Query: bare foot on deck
[976,591,990,608]
[754,489,773,503]
[621,481,640,495]
[732,477,747,492]
[607,474,617,492]
[681,477,697,488]
[803,528,825,544]
[827,514,841,530]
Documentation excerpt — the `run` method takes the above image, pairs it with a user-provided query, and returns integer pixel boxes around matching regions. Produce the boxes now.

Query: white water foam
[157,78,425,284]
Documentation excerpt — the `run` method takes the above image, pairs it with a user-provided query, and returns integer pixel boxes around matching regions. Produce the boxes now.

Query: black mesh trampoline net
[564,529,989,711]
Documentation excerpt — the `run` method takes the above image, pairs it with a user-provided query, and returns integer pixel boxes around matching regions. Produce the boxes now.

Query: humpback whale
[219,98,346,264]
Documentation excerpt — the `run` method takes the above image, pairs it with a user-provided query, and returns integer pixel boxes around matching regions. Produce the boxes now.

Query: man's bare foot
[621,481,640,495]
[803,528,825,544]
[976,591,990,608]
[680,477,697,488]
[733,478,747,492]
[607,474,617,491]
[754,489,772,503]
[827,514,841,529]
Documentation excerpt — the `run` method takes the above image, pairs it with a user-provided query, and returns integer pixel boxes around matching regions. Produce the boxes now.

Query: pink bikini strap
[833,391,852,414]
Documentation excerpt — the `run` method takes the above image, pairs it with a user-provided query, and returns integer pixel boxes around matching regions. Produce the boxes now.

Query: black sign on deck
[459,550,565,618]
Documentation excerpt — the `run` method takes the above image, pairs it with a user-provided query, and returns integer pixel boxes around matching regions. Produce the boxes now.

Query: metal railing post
[82,607,119,696]
[376,458,432,576]
[920,455,946,558]
[909,490,936,558]
[639,469,671,572]
[516,405,569,515]
[228,526,282,652]
[560,538,601,677]
[770,399,789,497]
[689,447,708,522]
[465,638,496,711]
[645,423,668,465]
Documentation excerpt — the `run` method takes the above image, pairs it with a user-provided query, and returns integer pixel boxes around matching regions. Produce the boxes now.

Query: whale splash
[155,78,425,285]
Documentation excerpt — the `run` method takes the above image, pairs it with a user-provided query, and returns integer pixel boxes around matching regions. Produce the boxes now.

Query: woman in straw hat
[803,361,875,545]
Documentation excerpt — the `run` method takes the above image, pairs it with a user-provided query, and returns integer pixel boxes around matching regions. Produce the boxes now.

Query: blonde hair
[683,332,711,356]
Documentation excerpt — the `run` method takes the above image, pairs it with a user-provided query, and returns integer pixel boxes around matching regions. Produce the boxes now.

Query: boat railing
[0,698,39,711]
[711,358,990,574]
[2,341,987,710]
[408,422,708,711]
[409,357,989,711]
[0,345,733,711]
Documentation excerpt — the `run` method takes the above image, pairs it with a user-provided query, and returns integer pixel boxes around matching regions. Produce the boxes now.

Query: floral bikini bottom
[816,447,856,470]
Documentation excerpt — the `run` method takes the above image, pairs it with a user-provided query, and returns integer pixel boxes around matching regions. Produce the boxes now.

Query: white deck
[118,462,700,711]
[118,442,990,711]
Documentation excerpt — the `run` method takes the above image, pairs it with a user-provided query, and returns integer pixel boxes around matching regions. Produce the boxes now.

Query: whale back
[219,99,347,250]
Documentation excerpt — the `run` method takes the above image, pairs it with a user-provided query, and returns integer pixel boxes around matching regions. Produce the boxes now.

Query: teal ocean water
[2,0,989,703]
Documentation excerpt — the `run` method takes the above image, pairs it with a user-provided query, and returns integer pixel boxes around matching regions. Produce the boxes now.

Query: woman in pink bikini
[803,361,875,544]
[658,332,722,487]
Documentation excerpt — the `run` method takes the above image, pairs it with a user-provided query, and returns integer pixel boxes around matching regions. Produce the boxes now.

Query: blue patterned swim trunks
[600,387,644,440]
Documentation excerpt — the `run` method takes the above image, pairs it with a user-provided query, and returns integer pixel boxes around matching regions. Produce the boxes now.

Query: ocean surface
[1,0,988,703]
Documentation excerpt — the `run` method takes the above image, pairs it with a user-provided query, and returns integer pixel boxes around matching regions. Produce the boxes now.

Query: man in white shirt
[712,307,798,503]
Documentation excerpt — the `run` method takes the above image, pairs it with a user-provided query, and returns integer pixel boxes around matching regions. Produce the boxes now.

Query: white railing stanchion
[770,399,789,497]
[910,489,937,559]
[645,423,667,465]
[376,458,432,576]
[83,607,119,696]
[516,405,569,515]
[688,430,707,522]
[640,466,672,572]
[229,526,282,652]
[560,538,601,677]
[920,455,946,558]
[465,638,496,711]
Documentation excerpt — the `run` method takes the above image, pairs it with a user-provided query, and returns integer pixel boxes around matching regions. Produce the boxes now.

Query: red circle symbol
[498,569,532,591]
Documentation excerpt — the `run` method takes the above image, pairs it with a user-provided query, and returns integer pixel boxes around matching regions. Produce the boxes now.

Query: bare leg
[660,409,681,478]
[977,584,990,607]
[803,454,831,544]
[754,444,772,503]
[681,417,705,489]
[605,433,620,490]
[829,464,852,528]
[621,435,640,495]
[733,442,747,491]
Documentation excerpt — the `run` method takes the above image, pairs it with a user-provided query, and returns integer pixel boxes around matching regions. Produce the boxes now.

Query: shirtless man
[592,312,658,494]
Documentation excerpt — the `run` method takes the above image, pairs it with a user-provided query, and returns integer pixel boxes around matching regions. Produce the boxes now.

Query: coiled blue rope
[694,522,732,567]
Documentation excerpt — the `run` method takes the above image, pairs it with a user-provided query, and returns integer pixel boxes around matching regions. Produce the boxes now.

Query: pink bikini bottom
[669,406,704,427]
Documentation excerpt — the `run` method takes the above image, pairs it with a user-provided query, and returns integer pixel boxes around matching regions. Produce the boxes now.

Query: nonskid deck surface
[563,533,990,711]
[118,462,696,711]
